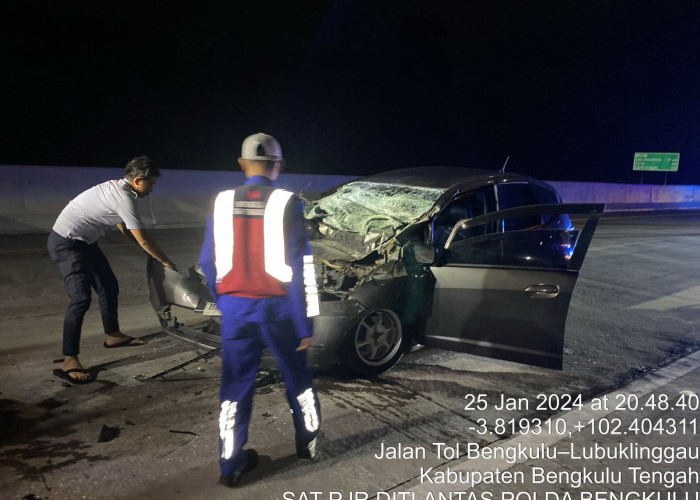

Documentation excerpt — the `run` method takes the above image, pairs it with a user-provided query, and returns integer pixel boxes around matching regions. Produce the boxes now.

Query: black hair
[124,156,160,179]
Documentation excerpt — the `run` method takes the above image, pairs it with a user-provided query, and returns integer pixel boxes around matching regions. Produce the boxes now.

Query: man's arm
[116,222,137,243]
[117,223,177,271]
[198,215,219,300]
[284,198,316,349]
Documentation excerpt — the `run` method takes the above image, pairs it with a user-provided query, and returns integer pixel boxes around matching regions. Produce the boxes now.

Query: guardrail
[1,165,698,234]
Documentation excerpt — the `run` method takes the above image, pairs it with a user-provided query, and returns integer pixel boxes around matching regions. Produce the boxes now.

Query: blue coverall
[199,175,320,476]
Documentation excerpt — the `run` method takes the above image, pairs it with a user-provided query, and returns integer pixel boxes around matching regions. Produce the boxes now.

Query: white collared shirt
[52,178,145,243]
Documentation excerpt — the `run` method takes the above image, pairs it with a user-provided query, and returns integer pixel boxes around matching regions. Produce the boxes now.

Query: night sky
[2,1,699,184]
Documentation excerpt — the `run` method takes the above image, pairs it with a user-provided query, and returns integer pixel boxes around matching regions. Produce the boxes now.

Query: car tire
[341,309,407,376]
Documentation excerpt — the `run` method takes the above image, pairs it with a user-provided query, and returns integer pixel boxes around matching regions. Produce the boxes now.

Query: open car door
[423,203,604,369]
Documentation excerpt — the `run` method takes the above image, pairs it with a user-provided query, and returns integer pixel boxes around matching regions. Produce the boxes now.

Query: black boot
[219,449,259,487]
[296,437,317,459]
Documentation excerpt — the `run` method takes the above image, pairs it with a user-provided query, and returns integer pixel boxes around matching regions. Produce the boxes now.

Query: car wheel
[342,309,406,376]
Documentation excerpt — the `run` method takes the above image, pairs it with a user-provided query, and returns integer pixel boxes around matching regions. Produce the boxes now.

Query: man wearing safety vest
[198,133,321,487]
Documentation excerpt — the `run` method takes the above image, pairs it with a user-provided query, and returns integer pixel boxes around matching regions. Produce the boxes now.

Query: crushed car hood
[305,180,443,263]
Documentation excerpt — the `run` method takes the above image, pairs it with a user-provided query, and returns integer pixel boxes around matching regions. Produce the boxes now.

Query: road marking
[630,285,700,311]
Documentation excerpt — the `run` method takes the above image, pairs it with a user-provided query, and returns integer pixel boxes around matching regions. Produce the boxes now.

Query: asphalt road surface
[0,211,698,499]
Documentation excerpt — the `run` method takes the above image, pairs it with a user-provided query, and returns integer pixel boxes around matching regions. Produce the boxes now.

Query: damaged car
[148,167,603,376]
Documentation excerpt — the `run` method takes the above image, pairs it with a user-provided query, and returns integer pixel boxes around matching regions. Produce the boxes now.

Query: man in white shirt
[47,156,176,384]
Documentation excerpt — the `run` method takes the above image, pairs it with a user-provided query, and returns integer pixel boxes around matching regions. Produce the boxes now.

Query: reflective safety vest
[213,185,294,297]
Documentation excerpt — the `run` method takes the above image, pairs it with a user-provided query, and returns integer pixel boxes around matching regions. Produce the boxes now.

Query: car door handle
[524,284,560,298]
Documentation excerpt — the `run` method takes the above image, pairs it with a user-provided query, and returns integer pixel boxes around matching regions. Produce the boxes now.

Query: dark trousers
[47,231,120,356]
[217,295,320,476]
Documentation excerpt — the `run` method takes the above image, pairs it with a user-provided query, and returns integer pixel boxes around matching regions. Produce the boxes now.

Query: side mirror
[410,242,436,265]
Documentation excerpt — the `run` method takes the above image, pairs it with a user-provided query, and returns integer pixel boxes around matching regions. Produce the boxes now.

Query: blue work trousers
[47,231,120,355]
[217,297,320,476]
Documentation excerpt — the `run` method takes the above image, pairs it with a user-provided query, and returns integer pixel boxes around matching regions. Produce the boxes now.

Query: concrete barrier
[544,180,700,210]
[0,165,353,234]
[1,165,698,234]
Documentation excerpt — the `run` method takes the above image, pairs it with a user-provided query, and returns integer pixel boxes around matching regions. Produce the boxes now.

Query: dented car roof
[356,166,529,191]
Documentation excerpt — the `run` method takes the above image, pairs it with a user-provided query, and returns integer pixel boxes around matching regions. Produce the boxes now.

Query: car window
[531,183,573,230]
[532,183,561,204]
[496,183,541,231]
[497,182,540,209]
[445,218,580,269]
[496,182,572,231]
[431,187,496,247]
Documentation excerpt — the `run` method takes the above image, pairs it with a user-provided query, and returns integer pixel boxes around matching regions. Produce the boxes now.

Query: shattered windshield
[306,181,444,233]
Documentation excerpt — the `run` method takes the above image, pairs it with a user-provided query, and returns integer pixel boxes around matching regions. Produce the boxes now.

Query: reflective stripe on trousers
[219,400,237,459]
[296,388,320,432]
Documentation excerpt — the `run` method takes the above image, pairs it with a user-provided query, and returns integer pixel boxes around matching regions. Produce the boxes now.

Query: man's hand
[296,337,313,351]
[162,260,178,272]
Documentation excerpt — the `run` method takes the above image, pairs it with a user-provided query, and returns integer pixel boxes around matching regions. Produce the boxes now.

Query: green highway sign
[633,152,679,172]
